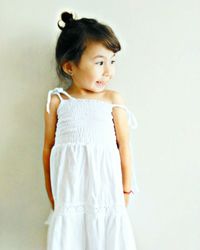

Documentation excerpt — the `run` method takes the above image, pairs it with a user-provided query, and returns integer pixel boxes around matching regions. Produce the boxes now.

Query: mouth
[96,81,107,87]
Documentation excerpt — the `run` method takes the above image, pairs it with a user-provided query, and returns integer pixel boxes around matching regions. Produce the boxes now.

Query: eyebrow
[92,54,116,59]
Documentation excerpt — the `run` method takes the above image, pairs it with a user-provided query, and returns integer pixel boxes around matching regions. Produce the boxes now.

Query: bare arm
[42,94,60,209]
[111,91,133,193]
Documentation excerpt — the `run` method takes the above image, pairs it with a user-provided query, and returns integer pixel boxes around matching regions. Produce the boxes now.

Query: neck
[67,83,105,97]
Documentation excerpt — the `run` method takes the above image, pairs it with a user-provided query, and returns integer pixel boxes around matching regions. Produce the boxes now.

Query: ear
[62,61,73,76]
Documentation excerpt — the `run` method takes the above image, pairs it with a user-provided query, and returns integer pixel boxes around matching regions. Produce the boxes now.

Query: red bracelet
[123,190,134,195]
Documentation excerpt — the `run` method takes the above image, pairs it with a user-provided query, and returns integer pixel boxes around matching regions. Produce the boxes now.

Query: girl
[43,11,139,250]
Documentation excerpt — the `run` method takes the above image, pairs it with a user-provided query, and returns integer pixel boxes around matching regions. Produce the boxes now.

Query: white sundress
[44,87,140,250]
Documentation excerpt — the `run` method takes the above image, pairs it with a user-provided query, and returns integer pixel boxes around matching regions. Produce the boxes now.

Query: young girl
[43,11,139,250]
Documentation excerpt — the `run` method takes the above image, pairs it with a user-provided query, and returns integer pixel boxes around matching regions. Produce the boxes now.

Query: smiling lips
[96,81,107,87]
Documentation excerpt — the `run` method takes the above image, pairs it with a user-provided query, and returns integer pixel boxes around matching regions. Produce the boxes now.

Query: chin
[94,87,106,93]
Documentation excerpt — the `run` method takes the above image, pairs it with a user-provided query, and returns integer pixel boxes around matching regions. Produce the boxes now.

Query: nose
[103,62,112,77]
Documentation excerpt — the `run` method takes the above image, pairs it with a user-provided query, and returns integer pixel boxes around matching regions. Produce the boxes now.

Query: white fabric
[44,87,139,250]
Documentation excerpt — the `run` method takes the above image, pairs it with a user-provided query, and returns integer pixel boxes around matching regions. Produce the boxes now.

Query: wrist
[123,189,134,195]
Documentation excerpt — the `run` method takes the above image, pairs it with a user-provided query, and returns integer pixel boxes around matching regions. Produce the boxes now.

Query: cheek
[87,66,101,77]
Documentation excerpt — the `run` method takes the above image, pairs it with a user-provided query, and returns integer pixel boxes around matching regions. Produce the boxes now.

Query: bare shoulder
[50,94,61,107]
[45,94,61,115]
[105,89,126,105]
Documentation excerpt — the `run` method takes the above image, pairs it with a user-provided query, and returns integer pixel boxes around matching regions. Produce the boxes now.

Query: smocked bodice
[46,87,138,146]
[55,99,117,146]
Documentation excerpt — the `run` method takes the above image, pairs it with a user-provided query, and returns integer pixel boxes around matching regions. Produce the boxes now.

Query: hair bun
[61,12,74,23]
[57,12,74,30]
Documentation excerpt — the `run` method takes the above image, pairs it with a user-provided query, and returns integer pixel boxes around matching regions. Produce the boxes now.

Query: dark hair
[55,11,121,84]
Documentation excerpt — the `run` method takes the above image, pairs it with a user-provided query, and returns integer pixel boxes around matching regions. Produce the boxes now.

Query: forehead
[82,41,115,59]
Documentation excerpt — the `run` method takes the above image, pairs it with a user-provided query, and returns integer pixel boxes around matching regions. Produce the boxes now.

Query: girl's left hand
[124,194,130,207]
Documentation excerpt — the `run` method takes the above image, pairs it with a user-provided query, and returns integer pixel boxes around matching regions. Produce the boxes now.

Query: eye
[111,60,116,64]
[95,61,104,65]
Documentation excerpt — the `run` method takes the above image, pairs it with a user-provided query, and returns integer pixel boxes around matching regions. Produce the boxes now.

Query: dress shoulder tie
[112,104,138,130]
[46,87,74,113]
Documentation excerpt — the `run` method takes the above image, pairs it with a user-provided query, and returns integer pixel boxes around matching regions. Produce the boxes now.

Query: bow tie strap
[112,104,138,130]
[46,87,66,114]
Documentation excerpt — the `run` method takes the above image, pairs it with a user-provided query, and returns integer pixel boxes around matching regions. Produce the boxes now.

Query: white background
[0,0,199,249]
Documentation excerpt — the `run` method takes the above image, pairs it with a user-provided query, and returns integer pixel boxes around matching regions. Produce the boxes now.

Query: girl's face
[66,41,116,93]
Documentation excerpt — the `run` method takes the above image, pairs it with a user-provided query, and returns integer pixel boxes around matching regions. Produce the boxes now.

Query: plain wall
[0,0,199,249]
